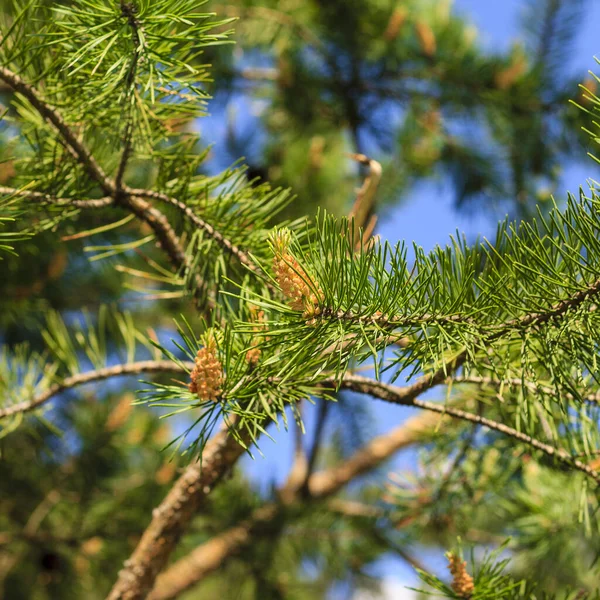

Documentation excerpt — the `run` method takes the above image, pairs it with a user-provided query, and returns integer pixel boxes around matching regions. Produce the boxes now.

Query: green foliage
[1,0,600,598]
[202,0,595,215]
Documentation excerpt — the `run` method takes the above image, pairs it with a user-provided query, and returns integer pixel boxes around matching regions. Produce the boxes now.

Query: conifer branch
[0,66,115,195]
[124,186,269,285]
[0,68,211,307]
[339,375,600,483]
[148,410,442,600]
[0,186,114,208]
[0,360,190,420]
[320,272,600,336]
[502,275,600,330]
[107,421,250,600]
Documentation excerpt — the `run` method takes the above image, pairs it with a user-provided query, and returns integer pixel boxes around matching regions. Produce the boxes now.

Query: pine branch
[148,504,280,600]
[148,410,443,600]
[0,67,211,307]
[106,420,251,600]
[339,375,600,483]
[0,186,113,208]
[0,360,190,420]
[0,66,115,195]
[124,186,271,287]
[454,375,600,405]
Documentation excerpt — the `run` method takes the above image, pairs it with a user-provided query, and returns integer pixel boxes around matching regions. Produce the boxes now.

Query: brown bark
[147,410,443,600]
[0,361,191,420]
[106,426,249,600]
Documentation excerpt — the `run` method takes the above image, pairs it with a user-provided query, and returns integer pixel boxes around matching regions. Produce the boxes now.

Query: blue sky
[202,1,600,596]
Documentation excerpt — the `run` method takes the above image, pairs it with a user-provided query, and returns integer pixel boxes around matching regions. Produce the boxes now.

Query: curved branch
[339,374,600,483]
[0,360,191,420]
[148,410,443,600]
[0,66,115,195]
[107,421,251,600]
[0,68,210,309]
[124,186,269,286]
[0,186,114,208]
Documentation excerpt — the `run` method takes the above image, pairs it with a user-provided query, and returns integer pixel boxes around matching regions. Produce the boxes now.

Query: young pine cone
[447,553,474,598]
[245,306,267,366]
[272,230,323,319]
[189,339,223,402]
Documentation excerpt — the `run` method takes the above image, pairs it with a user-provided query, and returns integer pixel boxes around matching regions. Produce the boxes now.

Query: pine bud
[383,6,407,42]
[447,552,474,598]
[189,335,223,402]
[415,21,436,57]
[246,306,267,366]
[272,230,323,319]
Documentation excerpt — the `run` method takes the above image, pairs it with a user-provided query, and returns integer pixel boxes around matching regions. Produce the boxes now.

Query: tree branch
[107,421,251,600]
[0,67,210,309]
[0,360,191,420]
[339,374,600,483]
[0,186,113,208]
[147,410,443,600]
[124,186,270,288]
[0,66,115,195]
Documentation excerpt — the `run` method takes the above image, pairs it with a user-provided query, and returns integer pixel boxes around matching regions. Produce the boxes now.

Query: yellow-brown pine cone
[447,553,474,598]
[245,347,261,366]
[415,21,436,56]
[189,345,223,402]
[273,253,307,309]
[245,306,267,365]
[273,252,324,314]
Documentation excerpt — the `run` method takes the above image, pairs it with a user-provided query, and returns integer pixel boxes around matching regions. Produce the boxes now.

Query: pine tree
[1,1,600,599]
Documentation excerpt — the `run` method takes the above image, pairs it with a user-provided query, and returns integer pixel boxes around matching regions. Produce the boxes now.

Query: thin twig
[0,360,191,420]
[0,186,113,208]
[124,186,270,287]
[339,375,600,484]
[0,66,115,194]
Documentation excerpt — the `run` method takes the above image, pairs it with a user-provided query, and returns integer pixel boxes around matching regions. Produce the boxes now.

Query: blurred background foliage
[1,0,600,598]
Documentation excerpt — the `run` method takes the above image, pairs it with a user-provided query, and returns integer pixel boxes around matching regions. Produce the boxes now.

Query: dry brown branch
[148,410,443,600]
[107,422,250,600]
[348,153,382,238]
[339,375,600,483]
[0,360,191,420]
